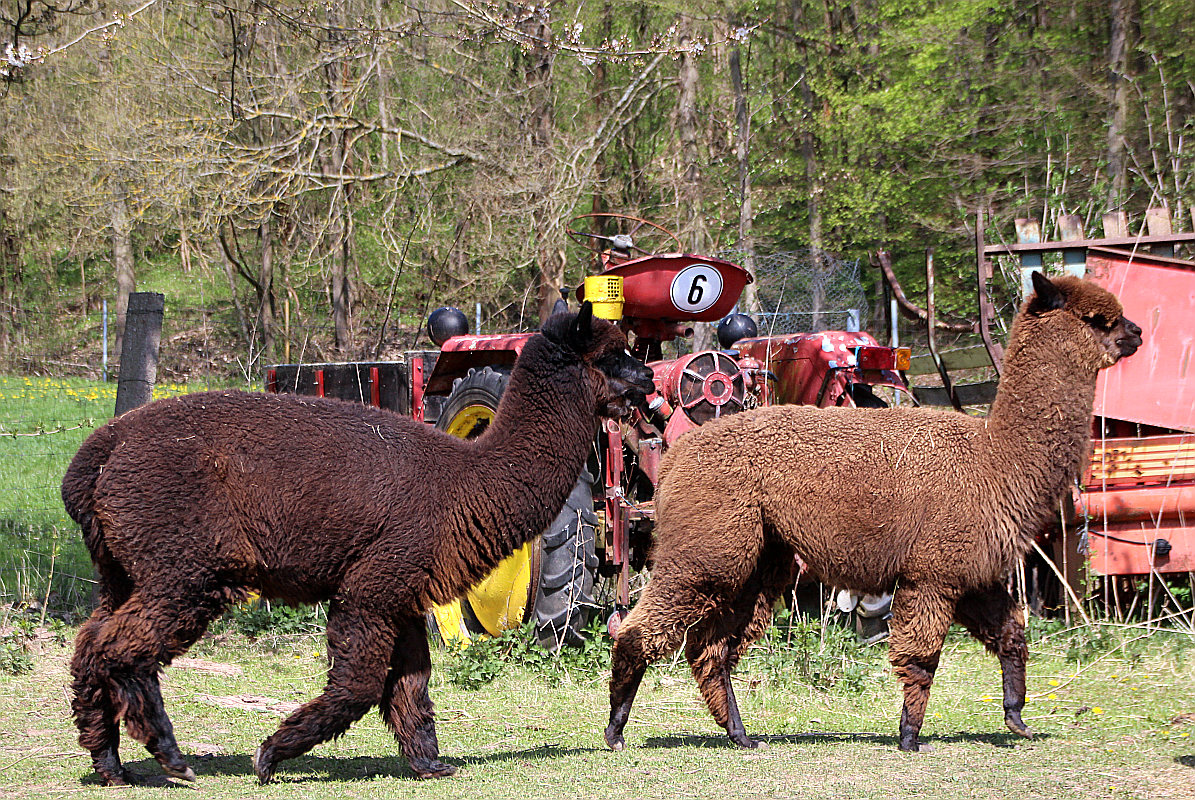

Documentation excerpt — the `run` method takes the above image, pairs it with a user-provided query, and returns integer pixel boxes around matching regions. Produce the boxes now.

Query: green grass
[0,375,204,615]
[0,623,1192,799]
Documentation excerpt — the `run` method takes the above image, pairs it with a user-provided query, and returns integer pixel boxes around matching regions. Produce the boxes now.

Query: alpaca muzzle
[1116,317,1143,359]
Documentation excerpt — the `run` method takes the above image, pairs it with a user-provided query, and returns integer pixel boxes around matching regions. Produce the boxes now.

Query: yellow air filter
[584,275,624,320]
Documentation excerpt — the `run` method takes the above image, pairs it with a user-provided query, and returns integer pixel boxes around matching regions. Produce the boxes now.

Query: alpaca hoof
[899,738,932,753]
[604,728,625,751]
[97,768,138,787]
[1005,715,1034,740]
[730,733,763,750]
[163,763,196,782]
[252,745,276,785]
[412,759,457,779]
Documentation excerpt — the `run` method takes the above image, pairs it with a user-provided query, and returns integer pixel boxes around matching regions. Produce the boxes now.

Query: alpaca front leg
[605,596,692,750]
[955,584,1032,739]
[254,602,394,784]
[380,617,455,778]
[888,587,954,753]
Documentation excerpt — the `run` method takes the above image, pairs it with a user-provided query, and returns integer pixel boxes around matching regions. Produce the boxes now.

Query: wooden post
[1146,207,1174,258]
[114,292,165,416]
[1102,211,1128,238]
[1014,218,1043,298]
[1059,214,1086,278]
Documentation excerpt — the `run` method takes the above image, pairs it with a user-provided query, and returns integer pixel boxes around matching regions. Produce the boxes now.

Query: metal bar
[985,231,1195,255]
[925,249,962,412]
[1059,214,1087,278]
[872,250,976,333]
[1014,218,1044,299]
[974,209,1003,375]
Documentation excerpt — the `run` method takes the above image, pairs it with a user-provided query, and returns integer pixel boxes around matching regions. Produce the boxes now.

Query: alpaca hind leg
[606,586,708,750]
[90,582,228,781]
[70,569,133,784]
[254,601,396,783]
[691,543,796,748]
[726,541,798,672]
[887,587,955,753]
[954,583,1032,739]
[72,608,128,784]
[379,616,455,778]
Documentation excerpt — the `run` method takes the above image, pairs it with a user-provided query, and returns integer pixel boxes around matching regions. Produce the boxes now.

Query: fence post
[114,292,165,415]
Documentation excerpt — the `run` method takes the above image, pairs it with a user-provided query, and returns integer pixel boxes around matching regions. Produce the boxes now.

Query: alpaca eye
[1087,314,1111,331]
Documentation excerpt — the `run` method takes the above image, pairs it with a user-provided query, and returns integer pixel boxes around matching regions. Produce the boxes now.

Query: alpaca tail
[61,423,121,563]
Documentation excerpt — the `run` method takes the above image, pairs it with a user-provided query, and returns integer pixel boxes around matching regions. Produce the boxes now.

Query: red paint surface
[579,254,753,322]
[1085,248,1195,432]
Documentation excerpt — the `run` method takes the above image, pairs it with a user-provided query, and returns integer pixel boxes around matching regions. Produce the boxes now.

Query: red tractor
[267,215,912,649]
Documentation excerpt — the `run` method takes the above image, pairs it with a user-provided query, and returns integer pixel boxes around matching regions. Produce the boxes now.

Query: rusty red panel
[438,332,534,354]
[1085,247,1195,431]
[1087,520,1195,575]
[1079,484,1195,523]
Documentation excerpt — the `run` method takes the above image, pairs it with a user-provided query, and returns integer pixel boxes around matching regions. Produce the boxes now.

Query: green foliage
[217,598,327,640]
[745,609,888,695]
[444,618,612,690]
[0,630,34,676]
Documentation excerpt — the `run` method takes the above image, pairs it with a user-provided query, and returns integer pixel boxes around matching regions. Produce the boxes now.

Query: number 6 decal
[670,264,724,314]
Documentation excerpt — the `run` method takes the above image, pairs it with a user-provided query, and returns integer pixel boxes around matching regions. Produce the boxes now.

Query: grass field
[0,623,1193,799]
[0,375,221,614]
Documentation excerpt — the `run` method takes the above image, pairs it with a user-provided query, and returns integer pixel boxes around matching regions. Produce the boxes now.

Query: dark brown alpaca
[606,273,1142,754]
[63,304,654,786]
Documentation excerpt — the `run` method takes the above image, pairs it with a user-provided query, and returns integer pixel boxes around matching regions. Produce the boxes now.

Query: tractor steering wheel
[566,213,684,266]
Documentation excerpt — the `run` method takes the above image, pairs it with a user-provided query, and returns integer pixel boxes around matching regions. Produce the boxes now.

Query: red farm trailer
[986,214,1195,593]
[267,214,912,649]
[892,208,1195,610]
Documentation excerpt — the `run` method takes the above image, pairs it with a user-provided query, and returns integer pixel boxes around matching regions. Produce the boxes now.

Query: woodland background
[1,0,1192,375]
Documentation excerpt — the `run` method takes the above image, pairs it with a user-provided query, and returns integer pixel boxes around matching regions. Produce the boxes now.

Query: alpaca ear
[569,301,595,346]
[1027,271,1065,315]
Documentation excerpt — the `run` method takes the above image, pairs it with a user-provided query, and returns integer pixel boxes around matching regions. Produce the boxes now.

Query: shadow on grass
[106,729,1049,786]
[116,753,428,785]
[642,729,1048,751]
[1179,754,1195,768]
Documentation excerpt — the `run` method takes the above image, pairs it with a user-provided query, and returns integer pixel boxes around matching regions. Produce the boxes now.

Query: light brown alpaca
[606,272,1142,753]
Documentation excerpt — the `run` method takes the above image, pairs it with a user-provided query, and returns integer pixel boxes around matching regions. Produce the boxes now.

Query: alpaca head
[541,301,656,418]
[1026,271,1143,368]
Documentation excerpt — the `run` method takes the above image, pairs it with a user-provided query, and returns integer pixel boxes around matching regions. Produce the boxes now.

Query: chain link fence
[719,249,869,334]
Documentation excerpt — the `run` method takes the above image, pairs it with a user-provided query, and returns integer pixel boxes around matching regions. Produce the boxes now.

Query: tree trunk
[728,21,758,316]
[258,216,275,357]
[1106,0,1137,208]
[677,15,713,349]
[110,188,136,364]
[794,0,826,329]
[520,5,561,324]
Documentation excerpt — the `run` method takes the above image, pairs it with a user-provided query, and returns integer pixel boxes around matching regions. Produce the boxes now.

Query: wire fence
[719,249,870,334]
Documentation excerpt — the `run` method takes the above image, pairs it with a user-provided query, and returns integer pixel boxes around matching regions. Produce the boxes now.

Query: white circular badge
[669,264,723,314]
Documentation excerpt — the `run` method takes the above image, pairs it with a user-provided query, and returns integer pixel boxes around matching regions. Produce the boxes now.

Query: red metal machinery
[981,211,1195,590]
[267,214,912,648]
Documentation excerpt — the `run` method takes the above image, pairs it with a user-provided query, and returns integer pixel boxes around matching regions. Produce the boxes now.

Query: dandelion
[1092,707,1104,715]
[1048,693,1057,700]
[1049,679,1060,686]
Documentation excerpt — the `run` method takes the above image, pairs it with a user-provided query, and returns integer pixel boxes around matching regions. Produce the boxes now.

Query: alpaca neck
[444,336,597,585]
[985,318,1099,530]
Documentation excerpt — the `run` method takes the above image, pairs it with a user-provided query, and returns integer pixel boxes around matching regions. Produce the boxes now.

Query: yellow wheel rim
[431,398,535,644]
[431,601,470,650]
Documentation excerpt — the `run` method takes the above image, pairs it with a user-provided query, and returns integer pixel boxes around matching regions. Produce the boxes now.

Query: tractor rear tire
[534,470,598,651]
[434,366,598,650]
